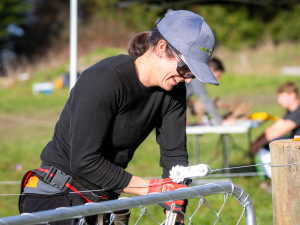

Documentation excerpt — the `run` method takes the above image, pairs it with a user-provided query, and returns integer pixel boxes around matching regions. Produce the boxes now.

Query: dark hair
[127,28,180,57]
[208,58,225,72]
[127,31,151,56]
[277,82,299,97]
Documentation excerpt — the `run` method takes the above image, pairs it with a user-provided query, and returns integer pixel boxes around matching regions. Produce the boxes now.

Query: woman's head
[156,10,218,85]
[128,28,194,91]
[127,28,178,58]
[128,10,217,90]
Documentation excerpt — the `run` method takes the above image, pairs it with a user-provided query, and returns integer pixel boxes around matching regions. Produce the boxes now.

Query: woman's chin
[163,85,174,91]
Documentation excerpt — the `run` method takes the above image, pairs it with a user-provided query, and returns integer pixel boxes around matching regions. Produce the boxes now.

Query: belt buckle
[44,166,57,183]
[51,170,73,192]
[44,166,73,192]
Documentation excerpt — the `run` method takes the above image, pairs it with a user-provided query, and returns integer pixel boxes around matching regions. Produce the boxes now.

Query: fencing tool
[165,164,211,225]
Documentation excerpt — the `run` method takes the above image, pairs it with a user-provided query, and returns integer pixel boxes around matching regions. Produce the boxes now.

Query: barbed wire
[0,161,299,197]
[210,161,300,173]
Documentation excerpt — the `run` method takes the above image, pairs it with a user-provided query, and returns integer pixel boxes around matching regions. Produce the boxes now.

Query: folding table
[186,120,253,174]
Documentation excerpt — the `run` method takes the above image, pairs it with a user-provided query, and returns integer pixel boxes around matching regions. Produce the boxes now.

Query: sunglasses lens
[177,65,194,78]
[168,42,195,79]
[186,74,196,79]
[177,68,187,76]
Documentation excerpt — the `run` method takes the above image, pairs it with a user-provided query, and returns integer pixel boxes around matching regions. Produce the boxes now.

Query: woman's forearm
[122,176,150,195]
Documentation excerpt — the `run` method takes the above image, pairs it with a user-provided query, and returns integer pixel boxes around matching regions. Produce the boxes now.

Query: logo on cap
[200,47,213,56]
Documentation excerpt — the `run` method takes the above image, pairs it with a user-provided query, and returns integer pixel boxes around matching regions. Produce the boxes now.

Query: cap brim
[185,56,219,86]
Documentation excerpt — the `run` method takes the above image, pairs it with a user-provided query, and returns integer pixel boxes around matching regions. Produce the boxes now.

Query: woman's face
[155,41,193,91]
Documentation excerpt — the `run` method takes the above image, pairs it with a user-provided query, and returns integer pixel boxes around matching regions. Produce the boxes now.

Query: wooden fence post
[270,139,300,225]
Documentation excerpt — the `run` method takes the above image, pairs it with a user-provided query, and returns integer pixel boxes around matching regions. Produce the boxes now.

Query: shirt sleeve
[156,82,189,178]
[69,67,132,192]
[188,79,223,124]
[283,105,300,127]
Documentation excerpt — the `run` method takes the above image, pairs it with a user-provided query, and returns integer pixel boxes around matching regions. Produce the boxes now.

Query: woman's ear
[156,39,167,58]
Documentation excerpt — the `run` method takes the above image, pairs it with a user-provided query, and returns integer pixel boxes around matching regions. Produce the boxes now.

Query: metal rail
[0,182,256,225]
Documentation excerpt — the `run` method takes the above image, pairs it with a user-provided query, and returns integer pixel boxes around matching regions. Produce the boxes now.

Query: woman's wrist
[122,176,150,196]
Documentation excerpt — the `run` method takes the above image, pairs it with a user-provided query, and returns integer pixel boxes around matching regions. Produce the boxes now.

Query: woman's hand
[147,178,188,212]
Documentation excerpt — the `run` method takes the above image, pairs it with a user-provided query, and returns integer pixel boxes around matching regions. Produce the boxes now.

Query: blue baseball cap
[156,10,218,85]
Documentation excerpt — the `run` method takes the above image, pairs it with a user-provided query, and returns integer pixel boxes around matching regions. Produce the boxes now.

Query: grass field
[0,47,300,224]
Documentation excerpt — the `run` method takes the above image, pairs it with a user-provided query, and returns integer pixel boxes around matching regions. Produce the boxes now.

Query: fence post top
[270,139,300,148]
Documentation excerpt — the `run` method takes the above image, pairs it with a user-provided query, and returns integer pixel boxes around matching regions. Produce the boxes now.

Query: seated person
[186,58,233,125]
[251,82,300,179]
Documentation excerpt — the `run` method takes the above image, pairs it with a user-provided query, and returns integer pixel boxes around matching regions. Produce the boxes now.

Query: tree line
[0,0,299,75]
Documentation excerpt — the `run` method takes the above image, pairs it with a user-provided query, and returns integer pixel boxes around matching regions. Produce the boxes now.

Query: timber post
[270,139,300,225]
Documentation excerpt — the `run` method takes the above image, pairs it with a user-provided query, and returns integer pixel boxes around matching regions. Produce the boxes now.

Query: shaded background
[1,0,300,78]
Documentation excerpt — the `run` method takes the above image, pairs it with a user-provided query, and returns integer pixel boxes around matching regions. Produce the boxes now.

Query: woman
[19,10,217,225]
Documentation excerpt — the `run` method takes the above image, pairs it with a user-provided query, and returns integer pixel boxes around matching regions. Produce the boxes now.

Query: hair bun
[127,31,151,56]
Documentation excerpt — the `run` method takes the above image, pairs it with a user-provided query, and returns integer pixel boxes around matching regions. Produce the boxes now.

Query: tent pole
[69,0,78,92]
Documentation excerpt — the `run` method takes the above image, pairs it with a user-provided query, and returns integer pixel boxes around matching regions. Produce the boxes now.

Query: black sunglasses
[167,42,196,79]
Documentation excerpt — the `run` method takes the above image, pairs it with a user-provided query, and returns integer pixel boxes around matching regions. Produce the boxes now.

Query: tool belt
[21,166,114,203]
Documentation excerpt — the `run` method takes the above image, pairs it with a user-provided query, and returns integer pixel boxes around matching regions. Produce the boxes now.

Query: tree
[0,0,32,76]
[0,0,32,44]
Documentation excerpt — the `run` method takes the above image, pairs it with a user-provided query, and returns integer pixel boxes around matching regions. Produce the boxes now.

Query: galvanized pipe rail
[0,182,256,225]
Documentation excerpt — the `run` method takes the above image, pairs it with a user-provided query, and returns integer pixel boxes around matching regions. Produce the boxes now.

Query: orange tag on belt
[25,176,38,188]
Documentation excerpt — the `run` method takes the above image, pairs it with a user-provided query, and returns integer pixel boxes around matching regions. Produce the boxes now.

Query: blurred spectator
[186,58,232,125]
[251,82,300,181]
[55,71,81,88]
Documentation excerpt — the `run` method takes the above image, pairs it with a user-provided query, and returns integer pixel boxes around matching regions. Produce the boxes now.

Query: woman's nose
[185,78,193,84]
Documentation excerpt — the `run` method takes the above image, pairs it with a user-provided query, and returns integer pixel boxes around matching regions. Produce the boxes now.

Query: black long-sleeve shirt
[41,55,188,197]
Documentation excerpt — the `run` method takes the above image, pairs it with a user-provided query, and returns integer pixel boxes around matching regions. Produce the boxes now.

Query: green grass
[1,47,300,224]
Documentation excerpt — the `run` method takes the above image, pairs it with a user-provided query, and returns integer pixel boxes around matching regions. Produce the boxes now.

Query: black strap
[31,166,113,203]
[34,166,71,192]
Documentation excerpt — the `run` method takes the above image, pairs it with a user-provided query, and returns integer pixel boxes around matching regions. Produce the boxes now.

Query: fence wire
[0,182,256,225]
